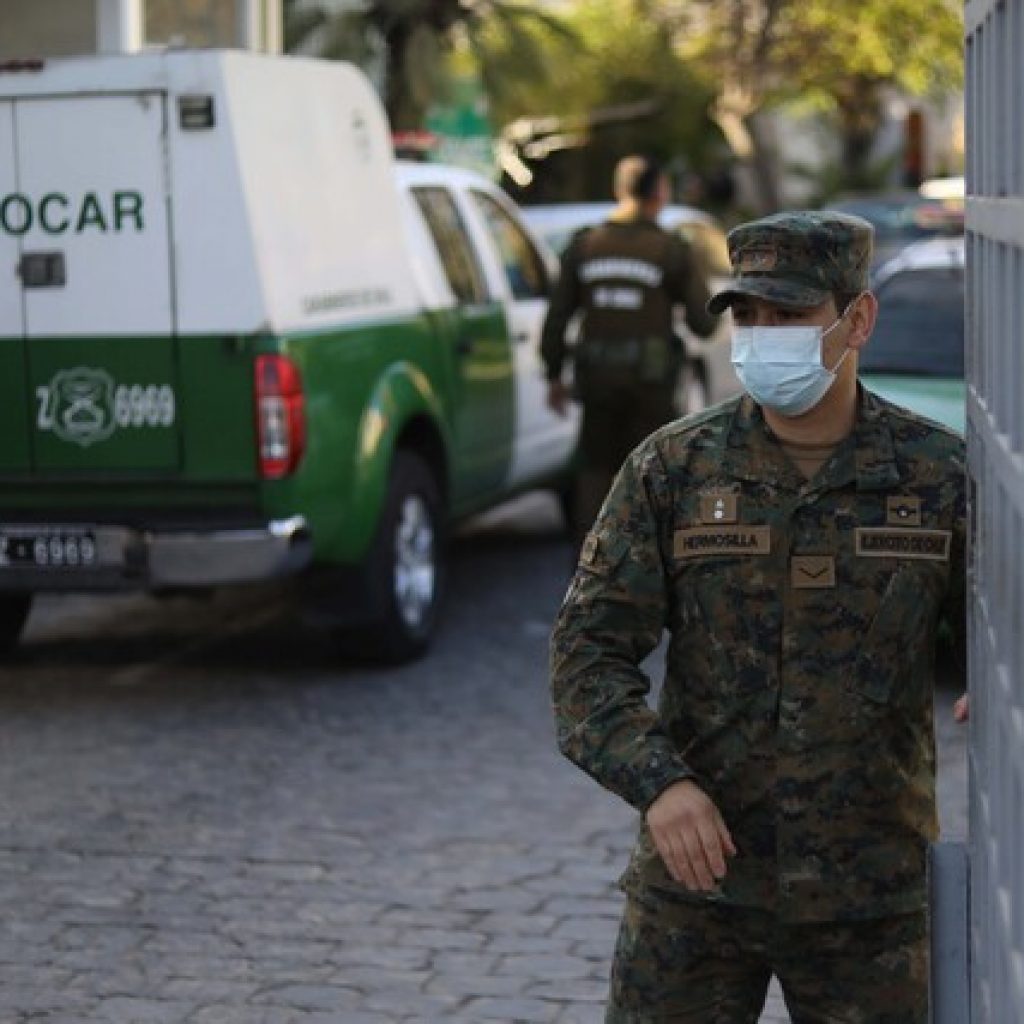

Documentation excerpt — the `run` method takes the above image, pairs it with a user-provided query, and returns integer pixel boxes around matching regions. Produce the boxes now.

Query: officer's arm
[550,448,695,811]
[540,236,583,382]
[668,235,718,339]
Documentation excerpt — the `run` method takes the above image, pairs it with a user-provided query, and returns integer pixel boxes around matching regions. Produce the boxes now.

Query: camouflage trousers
[606,891,928,1024]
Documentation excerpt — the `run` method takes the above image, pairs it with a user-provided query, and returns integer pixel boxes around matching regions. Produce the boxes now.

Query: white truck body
[0,50,578,662]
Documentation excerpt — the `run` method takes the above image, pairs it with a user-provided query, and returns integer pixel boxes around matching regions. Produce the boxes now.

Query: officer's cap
[708,211,874,314]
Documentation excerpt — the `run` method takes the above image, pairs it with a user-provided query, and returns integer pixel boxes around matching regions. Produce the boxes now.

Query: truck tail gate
[1,92,196,475]
[0,99,29,472]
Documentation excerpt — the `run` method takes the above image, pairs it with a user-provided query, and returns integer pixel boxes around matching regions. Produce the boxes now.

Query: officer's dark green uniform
[549,214,966,1023]
[541,216,717,544]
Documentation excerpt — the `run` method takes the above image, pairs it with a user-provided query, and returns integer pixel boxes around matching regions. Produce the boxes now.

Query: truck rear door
[0,100,29,473]
[10,93,181,474]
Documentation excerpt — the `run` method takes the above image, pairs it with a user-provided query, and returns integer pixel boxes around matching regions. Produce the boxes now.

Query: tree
[479,0,725,204]
[284,0,568,132]
[662,0,963,210]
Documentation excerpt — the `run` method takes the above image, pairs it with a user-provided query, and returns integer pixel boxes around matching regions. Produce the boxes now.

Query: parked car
[860,236,965,434]
[0,50,578,662]
[520,202,740,415]
[825,191,964,270]
[919,174,965,202]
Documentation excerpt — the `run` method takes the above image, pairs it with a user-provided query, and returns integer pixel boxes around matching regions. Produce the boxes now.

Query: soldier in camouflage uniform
[541,156,719,550]
[550,210,967,1023]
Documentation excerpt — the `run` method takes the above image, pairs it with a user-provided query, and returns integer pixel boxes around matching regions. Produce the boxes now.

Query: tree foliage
[479,0,724,203]
[665,0,963,206]
[284,0,963,210]
[284,0,570,131]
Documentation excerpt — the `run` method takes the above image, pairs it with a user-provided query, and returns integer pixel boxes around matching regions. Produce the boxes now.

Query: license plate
[0,527,98,569]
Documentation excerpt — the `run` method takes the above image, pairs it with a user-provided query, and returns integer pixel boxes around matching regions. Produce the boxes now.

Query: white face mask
[730,303,856,417]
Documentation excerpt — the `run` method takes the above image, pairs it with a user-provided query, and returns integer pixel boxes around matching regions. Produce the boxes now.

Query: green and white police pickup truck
[0,50,578,661]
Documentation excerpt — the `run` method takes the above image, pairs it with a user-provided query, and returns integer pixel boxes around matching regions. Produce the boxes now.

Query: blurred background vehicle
[522,202,740,416]
[860,235,965,434]
[825,189,964,271]
[919,174,965,201]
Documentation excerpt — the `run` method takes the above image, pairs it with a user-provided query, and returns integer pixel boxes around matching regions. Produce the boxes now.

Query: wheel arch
[394,414,449,511]
[347,362,451,558]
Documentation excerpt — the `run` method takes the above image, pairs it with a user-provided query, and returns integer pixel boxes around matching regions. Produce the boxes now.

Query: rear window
[411,187,488,305]
[471,190,548,300]
[860,267,964,378]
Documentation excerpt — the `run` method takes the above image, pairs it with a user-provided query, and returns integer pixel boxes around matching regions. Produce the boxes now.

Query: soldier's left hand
[953,693,969,722]
[645,779,737,892]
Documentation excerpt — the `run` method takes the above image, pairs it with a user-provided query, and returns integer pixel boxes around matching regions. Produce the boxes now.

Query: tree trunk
[834,78,886,192]
[744,111,782,214]
[382,23,417,131]
[710,87,781,216]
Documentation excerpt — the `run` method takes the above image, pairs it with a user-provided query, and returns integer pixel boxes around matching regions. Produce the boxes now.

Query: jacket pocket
[856,562,945,705]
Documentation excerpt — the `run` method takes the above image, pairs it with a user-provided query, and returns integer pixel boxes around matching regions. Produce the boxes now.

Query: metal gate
[965,1,1024,1020]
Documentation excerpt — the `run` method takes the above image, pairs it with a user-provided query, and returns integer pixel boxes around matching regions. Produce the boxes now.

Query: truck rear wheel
[0,594,32,657]
[337,451,445,664]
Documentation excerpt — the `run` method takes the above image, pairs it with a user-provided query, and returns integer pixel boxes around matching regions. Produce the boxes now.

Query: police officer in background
[541,155,719,549]
[550,210,968,1023]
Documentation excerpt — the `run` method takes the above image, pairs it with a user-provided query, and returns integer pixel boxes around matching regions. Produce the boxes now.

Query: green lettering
[39,193,70,234]
[113,190,143,231]
[0,193,32,235]
[75,192,107,233]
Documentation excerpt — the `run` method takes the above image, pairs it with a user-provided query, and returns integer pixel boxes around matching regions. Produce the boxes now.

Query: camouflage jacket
[550,388,966,922]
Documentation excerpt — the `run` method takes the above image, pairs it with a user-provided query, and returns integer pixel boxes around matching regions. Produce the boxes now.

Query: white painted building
[0,0,283,59]
[964,0,1024,1020]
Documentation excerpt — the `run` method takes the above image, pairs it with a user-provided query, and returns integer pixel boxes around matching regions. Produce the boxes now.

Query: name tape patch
[674,525,771,559]
[855,528,951,561]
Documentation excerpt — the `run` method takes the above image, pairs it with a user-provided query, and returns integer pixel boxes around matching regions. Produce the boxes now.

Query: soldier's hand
[546,379,571,417]
[645,779,737,892]
[953,693,969,722]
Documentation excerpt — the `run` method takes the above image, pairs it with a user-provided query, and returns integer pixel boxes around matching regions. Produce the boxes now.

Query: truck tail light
[255,355,306,479]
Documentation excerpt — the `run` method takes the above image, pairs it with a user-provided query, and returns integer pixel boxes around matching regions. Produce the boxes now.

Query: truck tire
[0,594,32,657]
[337,451,445,664]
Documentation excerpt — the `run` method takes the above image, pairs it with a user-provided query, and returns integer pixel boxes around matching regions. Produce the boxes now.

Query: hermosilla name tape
[674,526,771,558]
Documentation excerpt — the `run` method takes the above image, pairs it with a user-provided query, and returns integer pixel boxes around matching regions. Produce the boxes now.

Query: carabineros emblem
[40,367,117,448]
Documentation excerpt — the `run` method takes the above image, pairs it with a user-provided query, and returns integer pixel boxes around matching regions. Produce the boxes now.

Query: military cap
[708,210,874,314]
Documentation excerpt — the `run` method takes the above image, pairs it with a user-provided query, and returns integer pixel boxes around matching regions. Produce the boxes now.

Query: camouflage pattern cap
[708,210,874,314]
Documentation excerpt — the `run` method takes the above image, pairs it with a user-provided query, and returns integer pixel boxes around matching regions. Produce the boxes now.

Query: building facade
[0,0,282,59]
[965,0,1024,1020]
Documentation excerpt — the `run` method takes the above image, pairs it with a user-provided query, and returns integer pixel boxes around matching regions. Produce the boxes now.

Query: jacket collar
[720,388,901,493]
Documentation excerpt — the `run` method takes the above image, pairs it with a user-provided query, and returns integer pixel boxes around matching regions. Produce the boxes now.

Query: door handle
[18,252,66,288]
[456,335,474,356]
[513,331,530,344]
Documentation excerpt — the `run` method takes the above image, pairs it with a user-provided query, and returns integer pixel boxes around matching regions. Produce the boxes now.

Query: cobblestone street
[0,494,968,1023]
